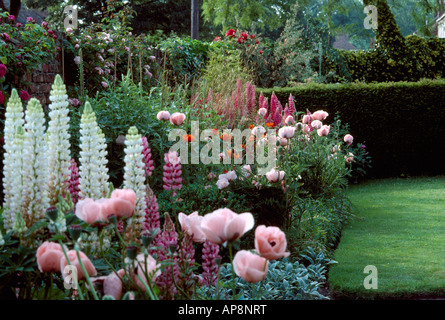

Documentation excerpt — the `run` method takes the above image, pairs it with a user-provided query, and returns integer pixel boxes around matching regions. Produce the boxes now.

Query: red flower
[225,29,236,38]
[20,90,29,101]
[213,36,221,42]
[0,91,4,104]
[259,50,263,55]
[0,64,7,78]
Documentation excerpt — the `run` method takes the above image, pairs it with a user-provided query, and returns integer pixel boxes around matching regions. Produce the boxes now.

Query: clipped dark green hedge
[258,79,445,178]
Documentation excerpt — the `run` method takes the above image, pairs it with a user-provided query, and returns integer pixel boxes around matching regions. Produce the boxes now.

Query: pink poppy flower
[156,110,170,121]
[311,110,329,121]
[265,168,285,183]
[311,120,322,130]
[178,211,206,243]
[60,250,97,281]
[200,208,254,245]
[344,134,353,144]
[130,254,161,291]
[233,250,268,283]
[90,269,125,300]
[254,225,290,260]
[36,241,67,273]
[75,198,107,224]
[317,125,330,137]
[170,112,186,125]
[278,126,295,139]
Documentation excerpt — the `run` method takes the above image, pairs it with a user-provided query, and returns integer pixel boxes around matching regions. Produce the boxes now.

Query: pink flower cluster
[68,159,80,205]
[141,136,154,177]
[162,151,182,191]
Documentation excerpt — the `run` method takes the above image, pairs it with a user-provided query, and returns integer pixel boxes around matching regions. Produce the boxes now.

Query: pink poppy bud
[36,241,67,273]
[311,110,329,121]
[233,250,268,283]
[156,110,170,121]
[170,112,186,125]
[178,211,206,243]
[317,125,330,137]
[201,208,254,245]
[60,250,97,281]
[254,225,290,260]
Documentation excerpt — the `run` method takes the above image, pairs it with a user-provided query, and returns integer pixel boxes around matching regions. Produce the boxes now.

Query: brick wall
[21,51,63,108]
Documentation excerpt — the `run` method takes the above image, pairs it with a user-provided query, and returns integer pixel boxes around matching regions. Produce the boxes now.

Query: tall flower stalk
[21,98,49,229]
[4,126,25,231]
[123,126,147,243]
[47,74,72,206]
[78,101,109,200]
[2,89,24,231]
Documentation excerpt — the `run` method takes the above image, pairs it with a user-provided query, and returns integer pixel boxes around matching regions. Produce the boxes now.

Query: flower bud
[141,230,154,248]
[126,246,138,260]
[46,206,59,222]
[69,224,82,242]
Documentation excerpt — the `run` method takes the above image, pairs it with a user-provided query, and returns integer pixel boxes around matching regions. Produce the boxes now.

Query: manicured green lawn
[329,176,445,299]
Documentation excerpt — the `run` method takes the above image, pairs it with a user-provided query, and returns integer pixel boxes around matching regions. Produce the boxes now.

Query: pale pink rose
[156,110,170,121]
[311,110,329,121]
[344,134,353,144]
[284,115,295,125]
[266,168,285,183]
[278,126,295,139]
[90,269,125,300]
[257,108,267,116]
[233,250,268,283]
[132,254,161,291]
[311,120,322,130]
[60,250,97,281]
[178,211,206,243]
[170,112,186,125]
[317,125,330,137]
[75,198,107,224]
[254,225,290,260]
[36,241,67,273]
[201,208,255,245]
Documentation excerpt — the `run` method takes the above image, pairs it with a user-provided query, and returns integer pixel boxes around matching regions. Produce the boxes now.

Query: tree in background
[201,0,294,32]
[0,0,21,17]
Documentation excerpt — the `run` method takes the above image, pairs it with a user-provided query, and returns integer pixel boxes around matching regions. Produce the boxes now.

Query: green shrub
[258,79,445,178]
